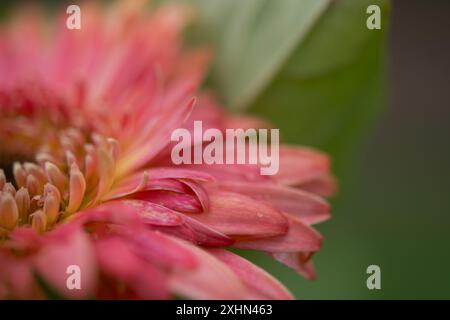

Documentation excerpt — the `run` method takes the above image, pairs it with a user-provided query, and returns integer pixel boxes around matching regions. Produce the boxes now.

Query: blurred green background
[1,0,449,299]
[240,0,450,299]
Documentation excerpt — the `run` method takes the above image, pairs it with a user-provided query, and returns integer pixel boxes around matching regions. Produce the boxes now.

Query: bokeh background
[0,0,449,299]
[245,0,450,299]
[241,0,450,299]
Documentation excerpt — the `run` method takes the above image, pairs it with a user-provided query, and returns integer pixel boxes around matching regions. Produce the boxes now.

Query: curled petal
[179,179,209,212]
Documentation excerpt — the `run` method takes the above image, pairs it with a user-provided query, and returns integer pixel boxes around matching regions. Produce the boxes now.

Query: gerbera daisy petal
[190,190,289,239]
[275,146,331,187]
[208,249,293,300]
[234,216,322,253]
[216,181,331,225]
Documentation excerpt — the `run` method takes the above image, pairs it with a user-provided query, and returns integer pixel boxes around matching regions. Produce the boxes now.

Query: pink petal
[155,214,235,247]
[118,199,233,247]
[107,169,214,200]
[189,190,289,239]
[0,253,37,299]
[130,190,203,214]
[117,226,198,270]
[235,216,322,253]
[118,96,196,174]
[7,227,42,251]
[275,146,331,186]
[121,200,184,226]
[208,249,293,300]
[95,237,141,279]
[73,201,141,226]
[34,226,97,299]
[216,181,330,225]
[271,252,317,280]
[180,163,269,183]
[95,237,169,299]
[179,179,210,211]
[146,167,214,182]
[168,238,248,299]
[299,174,338,197]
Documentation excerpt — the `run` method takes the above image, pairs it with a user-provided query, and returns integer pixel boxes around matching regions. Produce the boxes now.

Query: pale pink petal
[7,227,42,251]
[155,214,235,247]
[272,252,317,280]
[189,190,289,239]
[299,174,338,197]
[216,181,330,225]
[275,146,331,186]
[117,199,233,247]
[116,226,198,270]
[0,253,37,299]
[34,226,97,299]
[209,249,293,300]
[73,201,141,227]
[178,163,269,183]
[235,216,322,253]
[168,238,248,299]
[131,190,203,214]
[95,237,169,299]
[118,96,196,174]
[121,200,184,226]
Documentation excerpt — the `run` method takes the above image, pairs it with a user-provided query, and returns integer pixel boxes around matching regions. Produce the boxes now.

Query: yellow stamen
[26,174,42,198]
[15,187,31,224]
[0,193,19,230]
[31,210,47,234]
[66,163,86,214]
[44,162,67,196]
[13,162,27,188]
[24,162,47,185]
[3,183,16,196]
[43,188,60,226]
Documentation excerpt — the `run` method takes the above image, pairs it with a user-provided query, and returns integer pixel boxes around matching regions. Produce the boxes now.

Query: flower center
[0,95,120,236]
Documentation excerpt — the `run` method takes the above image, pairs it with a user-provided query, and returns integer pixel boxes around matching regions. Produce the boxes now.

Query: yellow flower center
[0,110,119,235]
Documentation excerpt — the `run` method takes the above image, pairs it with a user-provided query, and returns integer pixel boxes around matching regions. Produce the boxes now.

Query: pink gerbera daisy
[0,1,336,299]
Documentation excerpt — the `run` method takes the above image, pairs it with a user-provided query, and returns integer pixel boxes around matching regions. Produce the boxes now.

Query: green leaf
[184,0,331,110]
[247,0,389,178]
